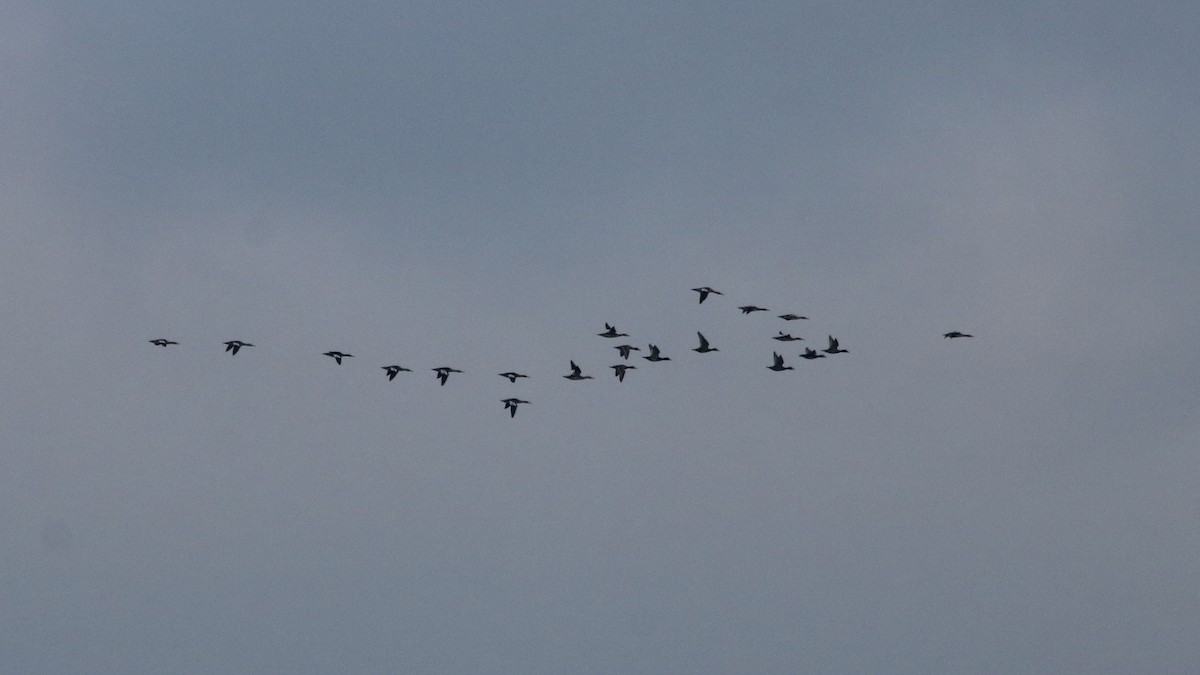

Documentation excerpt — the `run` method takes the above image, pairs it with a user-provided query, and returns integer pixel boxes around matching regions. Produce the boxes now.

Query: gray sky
[3,2,1199,673]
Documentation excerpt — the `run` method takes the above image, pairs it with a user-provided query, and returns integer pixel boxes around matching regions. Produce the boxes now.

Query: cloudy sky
[3,2,1199,672]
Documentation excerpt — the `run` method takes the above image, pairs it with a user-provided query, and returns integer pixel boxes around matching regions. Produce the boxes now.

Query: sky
[2,2,1199,673]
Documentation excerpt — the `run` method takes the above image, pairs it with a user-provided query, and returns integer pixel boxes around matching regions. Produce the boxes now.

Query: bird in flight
[767,352,794,371]
[823,336,849,354]
[693,332,718,353]
[614,344,641,359]
[799,347,826,360]
[563,360,594,380]
[382,365,411,381]
[773,332,803,342]
[692,287,723,304]
[499,372,529,383]
[643,344,670,362]
[598,323,628,338]
[943,331,974,339]
[611,364,636,382]
[432,367,463,385]
[224,340,253,355]
[502,398,530,418]
[323,351,353,365]
[148,339,178,347]
[778,313,809,321]
[739,305,769,315]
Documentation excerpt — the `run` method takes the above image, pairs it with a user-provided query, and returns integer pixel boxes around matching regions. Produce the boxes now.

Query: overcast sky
[3,2,1199,673]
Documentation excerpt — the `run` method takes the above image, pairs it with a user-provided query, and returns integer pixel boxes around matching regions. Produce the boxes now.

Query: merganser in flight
[598,323,628,338]
[692,287,723,304]
[148,339,178,347]
[778,313,809,321]
[611,364,636,382]
[382,365,411,380]
[643,344,670,362]
[693,332,718,353]
[943,331,974,339]
[823,336,848,354]
[502,398,530,418]
[799,348,826,360]
[224,340,253,355]
[767,352,794,371]
[323,351,353,365]
[432,367,463,385]
[773,332,803,342]
[739,305,769,315]
[614,344,641,359]
[563,361,594,380]
[498,372,529,383]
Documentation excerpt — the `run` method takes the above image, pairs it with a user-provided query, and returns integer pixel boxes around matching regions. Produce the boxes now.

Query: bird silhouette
[432,367,462,385]
[943,331,974,339]
[693,332,718,353]
[563,360,594,380]
[767,352,794,371]
[773,332,803,342]
[614,344,641,359]
[739,305,769,315]
[798,348,826,360]
[382,365,411,380]
[611,364,636,382]
[643,344,670,362]
[499,372,529,383]
[502,398,530,418]
[598,323,628,338]
[223,340,253,355]
[778,313,809,321]
[148,339,178,347]
[823,336,848,354]
[692,287,723,304]
[323,351,353,365]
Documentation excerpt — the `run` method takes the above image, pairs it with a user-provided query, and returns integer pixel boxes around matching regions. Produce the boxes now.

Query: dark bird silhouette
[799,347,826,360]
[739,305,769,315]
[502,398,530,418]
[323,351,353,365]
[643,344,671,362]
[693,332,718,353]
[615,344,641,359]
[773,332,803,342]
[823,336,849,354]
[148,339,178,347]
[563,360,594,380]
[598,323,628,338]
[767,352,794,371]
[611,364,636,382]
[382,365,411,380]
[499,372,529,383]
[943,331,974,339]
[778,313,809,321]
[432,367,462,385]
[692,287,723,304]
[223,340,253,355]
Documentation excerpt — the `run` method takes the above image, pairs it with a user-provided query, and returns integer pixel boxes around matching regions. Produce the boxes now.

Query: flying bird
[799,348,826,360]
[767,352,794,371]
[432,367,463,385]
[643,344,671,362]
[693,332,718,353]
[692,287,723,304]
[943,331,974,339]
[499,372,529,383]
[773,332,803,342]
[739,305,769,315]
[323,351,353,365]
[502,398,530,418]
[598,323,628,338]
[611,364,636,382]
[148,339,178,347]
[382,365,411,380]
[614,344,641,359]
[823,336,849,354]
[563,360,594,380]
[778,314,809,321]
[223,340,253,355]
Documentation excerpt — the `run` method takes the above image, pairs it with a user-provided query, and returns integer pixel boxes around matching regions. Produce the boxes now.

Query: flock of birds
[148,286,973,418]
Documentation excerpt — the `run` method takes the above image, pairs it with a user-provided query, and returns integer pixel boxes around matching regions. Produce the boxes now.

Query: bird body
[693,332,718,353]
[767,352,794,371]
[382,365,411,380]
[778,314,808,321]
[598,323,628,338]
[615,344,641,359]
[823,336,848,354]
[502,398,530,417]
[433,367,462,385]
[799,348,826,360]
[611,364,636,382]
[223,340,253,355]
[739,305,769,314]
[773,332,803,342]
[643,344,670,362]
[564,360,594,380]
[943,331,974,339]
[692,287,723,304]
[149,339,178,347]
[499,372,529,383]
[323,351,353,365]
